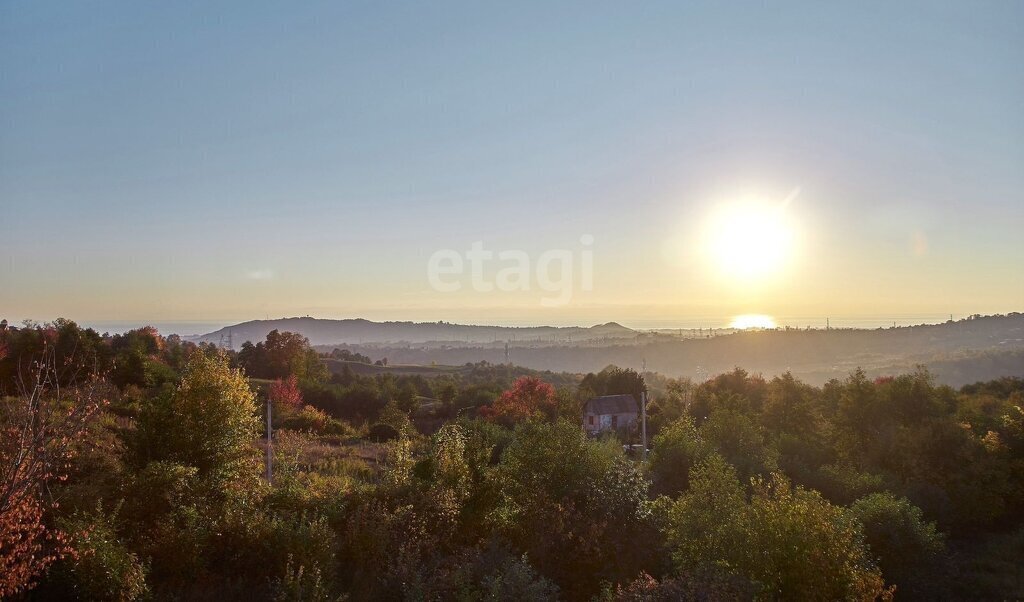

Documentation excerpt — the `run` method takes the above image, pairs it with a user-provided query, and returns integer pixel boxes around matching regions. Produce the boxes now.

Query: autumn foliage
[270,374,303,408]
[480,376,557,424]
[0,347,105,597]
[1,320,1023,599]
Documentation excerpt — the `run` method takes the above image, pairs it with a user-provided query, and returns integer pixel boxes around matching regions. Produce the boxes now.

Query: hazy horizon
[6,310,1005,338]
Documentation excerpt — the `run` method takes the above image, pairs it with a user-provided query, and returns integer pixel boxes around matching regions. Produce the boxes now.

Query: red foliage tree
[481,376,557,424]
[269,374,303,407]
[0,346,105,597]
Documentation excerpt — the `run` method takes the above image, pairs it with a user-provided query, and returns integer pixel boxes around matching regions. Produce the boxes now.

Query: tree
[237,330,327,382]
[689,368,768,421]
[493,420,655,599]
[649,416,710,496]
[848,492,946,597]
[763,372,821,438]
[0,346,106,597]
[663,455,888,600]
[480,376,557,424]
[580,366,647,402]
[661,454,748,575]
[395,381,419,414]
[433,378,459,416]
[699,406,778,484]
[646,379,694,438]
[834,369,891,461]
[270,374,303,408]
[329,348,372,364]
[0,320,112,394]
[133,351,259,486]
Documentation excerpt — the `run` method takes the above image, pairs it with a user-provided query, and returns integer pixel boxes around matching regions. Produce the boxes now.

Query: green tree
[649,416,710,496]
[699,407,778,484]
[646,379,694,438]
[848,492,946,596]
[763,372,821,438]
[133,351,259,486]
[580,366,647,403]
[395,381,419,413]
[237,330,327,382]
[663,455,887,600]
[493,420,655,599]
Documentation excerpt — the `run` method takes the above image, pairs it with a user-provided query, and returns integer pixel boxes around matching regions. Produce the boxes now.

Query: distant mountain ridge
[317,313,1024,387]
[189,317,637,348]
[186,313,1024,386]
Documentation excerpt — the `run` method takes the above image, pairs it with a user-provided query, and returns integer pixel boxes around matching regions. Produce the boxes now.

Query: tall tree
[237,330,327,382]
[133,351,259,485]
[480,376,557,424]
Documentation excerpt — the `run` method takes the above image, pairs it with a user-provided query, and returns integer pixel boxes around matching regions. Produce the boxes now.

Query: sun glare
[702,199,796,283]
[730,314,777,329]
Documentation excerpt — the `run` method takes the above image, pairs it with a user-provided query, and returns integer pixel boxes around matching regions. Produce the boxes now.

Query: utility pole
[265,397,273,484]
[640,390,648,462]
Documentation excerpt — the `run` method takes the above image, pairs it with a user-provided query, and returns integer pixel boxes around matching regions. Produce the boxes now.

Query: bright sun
[702,199,796,283]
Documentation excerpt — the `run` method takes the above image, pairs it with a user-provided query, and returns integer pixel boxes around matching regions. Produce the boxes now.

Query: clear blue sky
[2,1,1022,328]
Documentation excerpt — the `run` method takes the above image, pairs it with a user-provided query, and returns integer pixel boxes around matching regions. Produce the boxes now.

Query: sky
[2,1,1022,331]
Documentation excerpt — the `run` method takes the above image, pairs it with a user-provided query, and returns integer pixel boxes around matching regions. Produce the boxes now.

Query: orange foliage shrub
[0,348,105,597]
[479,376,557,424]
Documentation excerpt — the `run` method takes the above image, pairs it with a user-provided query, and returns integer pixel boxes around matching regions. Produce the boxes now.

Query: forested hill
[190,317,636,347]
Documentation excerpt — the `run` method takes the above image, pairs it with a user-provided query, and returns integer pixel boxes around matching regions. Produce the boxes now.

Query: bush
[493,420,656,599]
[604,570,757,601]
[664,455,888,600]
[649,416,709,496]
[848,492,946,596]
[281,404,351,436]
[367,423,400,442]
[132,351,259,486]
[54,506,149,601]
[405,541,560,601]
[272,555,335,602]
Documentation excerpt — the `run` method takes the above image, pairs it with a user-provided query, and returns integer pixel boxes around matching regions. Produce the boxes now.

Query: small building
[583,394,638,435]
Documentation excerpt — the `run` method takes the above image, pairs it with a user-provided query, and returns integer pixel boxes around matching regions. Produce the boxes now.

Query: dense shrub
[366,422,400,442]
[663,455,888,600]
[49,506,149,601]
[848,492,946,596]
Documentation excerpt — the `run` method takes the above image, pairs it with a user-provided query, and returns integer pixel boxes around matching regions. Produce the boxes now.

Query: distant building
[583,394,638,435]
